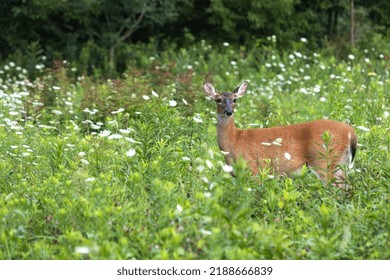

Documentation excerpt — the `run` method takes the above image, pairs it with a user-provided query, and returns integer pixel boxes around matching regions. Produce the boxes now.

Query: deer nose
[225,110,233,116]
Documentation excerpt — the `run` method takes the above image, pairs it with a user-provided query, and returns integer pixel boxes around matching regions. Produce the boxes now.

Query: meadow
[0,39,389,259]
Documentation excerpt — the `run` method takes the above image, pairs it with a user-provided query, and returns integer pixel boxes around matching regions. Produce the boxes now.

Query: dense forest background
[1,0,389,76]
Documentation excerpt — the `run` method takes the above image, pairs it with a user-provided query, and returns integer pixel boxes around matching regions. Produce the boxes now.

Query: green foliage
[1,1,390,75]
[0,41,389,259]
[1,0,182,75]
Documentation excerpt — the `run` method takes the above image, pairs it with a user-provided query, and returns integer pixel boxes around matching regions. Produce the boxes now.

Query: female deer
[203,81,357,186]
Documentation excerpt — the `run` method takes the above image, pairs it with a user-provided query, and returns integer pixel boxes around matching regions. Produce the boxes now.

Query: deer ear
[203,82,217,98]
[233,81,248,98]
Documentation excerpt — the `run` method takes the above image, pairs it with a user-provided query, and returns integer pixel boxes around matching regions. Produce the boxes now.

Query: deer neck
[217,115,239,153]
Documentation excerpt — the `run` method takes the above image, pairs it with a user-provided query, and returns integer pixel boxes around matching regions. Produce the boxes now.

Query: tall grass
[0,39,389,259]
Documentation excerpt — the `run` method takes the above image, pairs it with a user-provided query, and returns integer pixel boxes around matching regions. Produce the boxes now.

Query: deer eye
[232,98,237,103]
[216,98,222,103]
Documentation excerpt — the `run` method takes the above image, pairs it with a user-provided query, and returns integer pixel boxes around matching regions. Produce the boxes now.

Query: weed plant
[0,39,389,259]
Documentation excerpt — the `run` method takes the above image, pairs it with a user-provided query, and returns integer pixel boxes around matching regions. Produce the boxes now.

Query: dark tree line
[1,0,389,74]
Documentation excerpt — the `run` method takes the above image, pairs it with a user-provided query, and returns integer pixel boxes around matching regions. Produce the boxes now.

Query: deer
[203,81,357,187]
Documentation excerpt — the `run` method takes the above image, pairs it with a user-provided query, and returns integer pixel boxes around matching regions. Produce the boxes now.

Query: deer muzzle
[224,98,233,116]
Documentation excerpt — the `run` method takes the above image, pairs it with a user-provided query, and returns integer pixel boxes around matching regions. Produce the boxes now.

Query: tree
[92,0,180,74]
[350,0,355,47]
[1,0,182,74]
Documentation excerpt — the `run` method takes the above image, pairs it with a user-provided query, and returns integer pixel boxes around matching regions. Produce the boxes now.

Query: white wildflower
[142,95,150,100]
[169,100,177,107]
[222,164,233,173]
[52,110,63,115]
[348,54,355,60]
[196,165,205,172]
[200,229,212,235]
[33,101,44,107]
[124,137,140,144]
[91,124,101,130]
[81,159,89,165]
[108,134,123,140]
[205,160,213,169]
[193,115,203,123]
[111,108,125,114]
[119,129,132,134]
[182,156,191,161]
[151,90,159,97]
[176,204,183,212]
[83,108,98,115]
[284,152,292,161]
[294,52,302,58]
[357,126,370,132]
[75,246,90,254]
[313,85,321,93]
[99,130,111,137]
[126,149,136,157]
[300,88,309,94]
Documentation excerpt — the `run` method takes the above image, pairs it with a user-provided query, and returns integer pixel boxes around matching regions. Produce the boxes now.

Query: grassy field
[0,40,389,259]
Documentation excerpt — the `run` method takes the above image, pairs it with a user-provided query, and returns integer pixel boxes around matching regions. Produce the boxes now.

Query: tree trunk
[333,0,339,39]
[109,45,116,76]
[108,10,146,76]
[350,0,355,48]
[327,8,333,37]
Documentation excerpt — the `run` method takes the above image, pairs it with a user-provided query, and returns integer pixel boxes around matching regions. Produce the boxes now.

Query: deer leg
[308,158,350,188]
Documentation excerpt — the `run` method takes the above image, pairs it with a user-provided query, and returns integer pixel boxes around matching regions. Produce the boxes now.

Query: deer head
[203,81,248,117]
